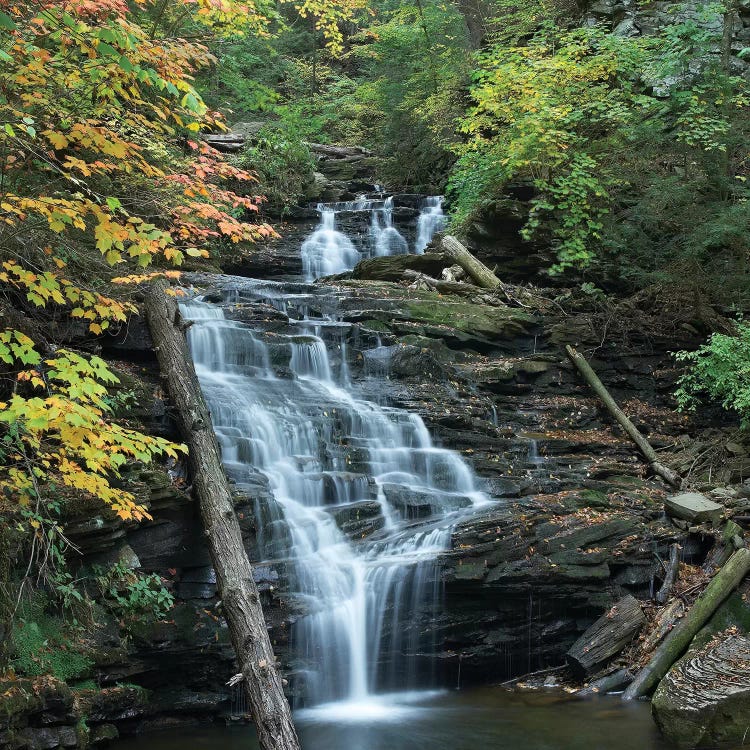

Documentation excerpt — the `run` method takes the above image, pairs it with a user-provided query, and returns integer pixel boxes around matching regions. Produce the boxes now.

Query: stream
[113,688,670,750]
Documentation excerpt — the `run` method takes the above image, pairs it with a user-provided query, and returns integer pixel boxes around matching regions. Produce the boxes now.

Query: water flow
[301,207,360,281]
[181,295,489,711]
[370,196,408,257]
[301,195,443,280]
[415,196,446,253]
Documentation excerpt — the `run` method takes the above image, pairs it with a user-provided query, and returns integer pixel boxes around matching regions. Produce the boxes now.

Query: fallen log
[622,546,750,700]
[566,595,646,677]
[402,270,500,304]
[202,133,246,153]
[656,543,681,604]
[652,633,750,748]
[639,598,685,655]
[577,668,634,697]
[440,235,501,290]
[565,345,681,488]
[144,279,300,750]
[306,142,371,158]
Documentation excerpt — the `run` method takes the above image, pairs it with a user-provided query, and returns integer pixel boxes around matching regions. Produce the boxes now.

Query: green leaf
[118,55,134,73]
[0,11,17,30]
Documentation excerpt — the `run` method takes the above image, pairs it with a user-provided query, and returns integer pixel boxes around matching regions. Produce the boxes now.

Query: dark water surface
[112,687,674,750]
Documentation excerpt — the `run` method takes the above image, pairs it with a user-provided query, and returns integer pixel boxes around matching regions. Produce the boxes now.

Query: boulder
[666,493,723,525]
[652,632,750,748]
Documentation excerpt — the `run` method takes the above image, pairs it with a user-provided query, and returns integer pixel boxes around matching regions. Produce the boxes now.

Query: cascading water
[370,197,408,257]
[301,207,360,282]
[415,196,446,253]
[181,286,490,714]
[301,194,445,281]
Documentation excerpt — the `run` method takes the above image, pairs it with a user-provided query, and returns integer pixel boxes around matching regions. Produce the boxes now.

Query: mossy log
[567,595,646,676]
[144,279,300,750]
[652,633,750,748]
[565,345,681,488]
[622,547,750,700]
[440,235,502,290]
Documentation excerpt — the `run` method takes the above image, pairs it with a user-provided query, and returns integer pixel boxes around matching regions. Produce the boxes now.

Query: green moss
[11,614,94,681]
[574,489,609,509]
[359,319,391,333]
[404,299,535,339]
[71,680,98,692]
[691,592,750,650]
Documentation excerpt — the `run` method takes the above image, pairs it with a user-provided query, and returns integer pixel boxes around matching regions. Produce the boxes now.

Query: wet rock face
[652,633,750,749]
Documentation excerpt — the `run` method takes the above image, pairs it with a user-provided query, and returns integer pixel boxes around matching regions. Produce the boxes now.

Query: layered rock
[652,632,750,748]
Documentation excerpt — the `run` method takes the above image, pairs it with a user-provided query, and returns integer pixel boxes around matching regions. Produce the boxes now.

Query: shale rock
[652,632,750,748]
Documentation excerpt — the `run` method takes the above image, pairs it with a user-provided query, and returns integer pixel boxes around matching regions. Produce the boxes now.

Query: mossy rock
[574,489,610,509]
[404,299,535,340]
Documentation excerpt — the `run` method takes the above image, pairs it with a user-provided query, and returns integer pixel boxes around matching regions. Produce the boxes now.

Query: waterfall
[301,194,444,281]
[370,197,409,257]
[181,291,490,712]
[415,196,446,254]
[301,207,360,282]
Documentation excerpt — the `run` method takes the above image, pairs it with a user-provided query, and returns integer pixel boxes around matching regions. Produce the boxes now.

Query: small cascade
[527,438,546,467]
[415,196,446,253]
[180,289,490,711]
[370,197,409,257]
[301,208,360,281]
[300,194,444,281]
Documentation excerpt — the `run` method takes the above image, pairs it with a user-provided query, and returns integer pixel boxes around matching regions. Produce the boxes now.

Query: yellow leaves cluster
[0,337,187,522]
[0,261,136,334]
[288,0,369,55]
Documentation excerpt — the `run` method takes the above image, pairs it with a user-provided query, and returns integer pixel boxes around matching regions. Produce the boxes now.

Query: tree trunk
[622,547,750,700]
[440,236,502,290]
[565,345,681,488]
[144,279,300,750]
[566,594,646,677]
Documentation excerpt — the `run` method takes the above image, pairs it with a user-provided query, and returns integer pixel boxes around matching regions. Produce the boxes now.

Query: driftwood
[640,599,685,656]
[566,595,646,677]
[577,668,634,697]
[623,546,750,700]
[402,270,500,305]
[440,235,502,290]
[656,543,681,604]
[565,345,682,488]
[144,280,300,750]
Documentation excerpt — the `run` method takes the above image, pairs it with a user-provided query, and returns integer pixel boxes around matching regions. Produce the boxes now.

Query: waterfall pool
[110,687,670,750]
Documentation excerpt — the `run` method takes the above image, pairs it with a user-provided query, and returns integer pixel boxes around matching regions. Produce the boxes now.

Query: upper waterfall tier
[301,195,445,281]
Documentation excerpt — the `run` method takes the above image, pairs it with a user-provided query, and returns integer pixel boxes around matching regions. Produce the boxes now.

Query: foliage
[234,124,315,210]
[0,0,278,599]
[95,561,174,624]
[448,4,750,280]
[448,23,649,271]
[675,322,750,427]
[10,594,93,680]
